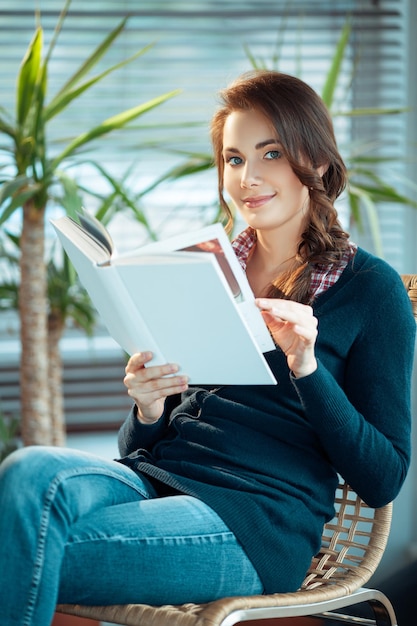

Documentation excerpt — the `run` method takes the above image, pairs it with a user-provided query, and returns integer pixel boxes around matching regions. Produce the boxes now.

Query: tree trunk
[48,312,67,447]
[19,200,52,445]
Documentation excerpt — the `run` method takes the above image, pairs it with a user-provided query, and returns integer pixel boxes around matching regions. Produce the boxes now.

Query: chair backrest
[301,481,392,595]
[402,274,417,318]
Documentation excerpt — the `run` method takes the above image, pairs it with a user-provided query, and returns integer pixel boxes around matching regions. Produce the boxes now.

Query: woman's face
[222,108,309,234]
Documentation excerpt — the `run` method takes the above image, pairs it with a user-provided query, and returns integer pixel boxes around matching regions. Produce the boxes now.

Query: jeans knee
[0,445,57,485]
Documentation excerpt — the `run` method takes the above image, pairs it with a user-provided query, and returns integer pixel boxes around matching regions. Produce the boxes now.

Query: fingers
[126,351,175,378]
[258,297,315,330]
[124,352,189,423]
[256,298,315,323]
[255,298,318,378]
[125,352,187,385]
[125,350,154,371]
[124,352,189,395]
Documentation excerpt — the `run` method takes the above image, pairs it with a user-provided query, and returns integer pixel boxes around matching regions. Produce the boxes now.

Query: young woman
[0,70,415,626]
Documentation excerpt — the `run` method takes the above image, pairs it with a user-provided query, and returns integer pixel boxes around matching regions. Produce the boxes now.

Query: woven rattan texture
[401,274,417,319]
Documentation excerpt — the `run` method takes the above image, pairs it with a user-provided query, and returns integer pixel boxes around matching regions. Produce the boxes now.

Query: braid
[266,173,350,304]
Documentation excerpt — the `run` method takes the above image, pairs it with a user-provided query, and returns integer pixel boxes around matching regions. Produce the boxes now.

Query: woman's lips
[242,194,276,209]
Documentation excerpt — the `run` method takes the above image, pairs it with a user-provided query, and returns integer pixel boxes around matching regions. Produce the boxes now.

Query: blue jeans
[0,446,263,626]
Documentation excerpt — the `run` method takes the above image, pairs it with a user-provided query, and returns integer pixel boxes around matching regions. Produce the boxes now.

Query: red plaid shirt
[232,227,357,299]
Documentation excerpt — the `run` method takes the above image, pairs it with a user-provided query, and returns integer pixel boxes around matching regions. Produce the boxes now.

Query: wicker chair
[57,274,417,626]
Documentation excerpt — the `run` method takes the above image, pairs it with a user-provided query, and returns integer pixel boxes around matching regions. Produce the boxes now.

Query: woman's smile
[242,194,276,209]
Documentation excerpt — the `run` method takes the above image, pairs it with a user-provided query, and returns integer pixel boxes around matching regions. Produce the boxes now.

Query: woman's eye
[265,150,281,160]
[227,155,243,166]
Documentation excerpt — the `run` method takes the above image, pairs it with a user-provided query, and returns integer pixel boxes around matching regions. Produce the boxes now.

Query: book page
[51,216,111,265]
[51,219,161,358]
[132,223,248,297]
[113,253,276,384]
[78,211,114,256]
[179,239,242,300]
[124,223,275,353]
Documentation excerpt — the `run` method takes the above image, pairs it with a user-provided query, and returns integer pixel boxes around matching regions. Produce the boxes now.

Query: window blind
[0,0,413,271]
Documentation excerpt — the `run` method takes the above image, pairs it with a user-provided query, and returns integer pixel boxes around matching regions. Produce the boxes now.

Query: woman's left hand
[255,298,318,378]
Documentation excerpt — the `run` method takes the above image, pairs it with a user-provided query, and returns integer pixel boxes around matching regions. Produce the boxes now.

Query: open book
[51,212,276,385]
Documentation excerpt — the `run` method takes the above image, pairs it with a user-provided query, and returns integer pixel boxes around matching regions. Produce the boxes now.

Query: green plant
[0,0,179,446]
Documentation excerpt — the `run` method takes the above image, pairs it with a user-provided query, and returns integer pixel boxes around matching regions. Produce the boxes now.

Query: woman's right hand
[124,352,189,424]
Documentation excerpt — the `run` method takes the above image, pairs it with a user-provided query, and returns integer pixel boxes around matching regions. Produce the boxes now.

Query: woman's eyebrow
[255,138,281,149]
[223,139,280,153]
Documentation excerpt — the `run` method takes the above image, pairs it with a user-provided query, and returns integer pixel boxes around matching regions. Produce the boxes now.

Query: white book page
[125,223,275,353]
[113,252,276,385]
[51,216,111,265]
[51,221,164,360]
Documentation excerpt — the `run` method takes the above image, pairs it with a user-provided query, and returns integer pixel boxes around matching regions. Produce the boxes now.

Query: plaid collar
[232,226,356,299]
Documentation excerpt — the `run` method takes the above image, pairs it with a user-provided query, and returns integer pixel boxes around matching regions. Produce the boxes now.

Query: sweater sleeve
[117,405,168,457]
[118,393,183,457]
[292,271,416,508]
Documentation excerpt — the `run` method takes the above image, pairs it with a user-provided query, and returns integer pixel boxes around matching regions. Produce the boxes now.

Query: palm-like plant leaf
[45,24,154,121]
[55,170,84,218]
[321,20,351,109]
[87,161,157,238]
[347,184,383,253]
[334,106,407,117]
[140,153,214,197]
[0,178,42,224]
[0,114,16,138]
[49,16,128,98]
[51,91,180,169]
[16,27,43,127]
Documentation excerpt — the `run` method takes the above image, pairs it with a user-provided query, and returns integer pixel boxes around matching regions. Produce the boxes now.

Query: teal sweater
[118,248,416,594]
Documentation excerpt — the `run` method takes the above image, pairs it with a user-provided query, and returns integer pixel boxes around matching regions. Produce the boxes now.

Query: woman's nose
[241,161,261,188]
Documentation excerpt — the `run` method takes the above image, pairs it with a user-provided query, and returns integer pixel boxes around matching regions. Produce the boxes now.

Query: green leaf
[88,161,157,239]
[16,27,43,127]
[31,62,48,168]
[0,186,42,223]
[139,153,214,196]
[333,106,408,117]
[321,20,351,109]
[347,189,362,229]
[243,44,264,69]
[45,43,154,122]
[43,0,72,66]
[63,253,77,289]
[349,155,400,165]
[50,17,129,99]
[354,184,417,207]
[55,170,83,217]
[348,184,383,255]
[51,90,181,168]
[2,229,20,249]
[244,1,290,71]
[0,175,32,207]
[0,114,16,139]
[0,104,13,119]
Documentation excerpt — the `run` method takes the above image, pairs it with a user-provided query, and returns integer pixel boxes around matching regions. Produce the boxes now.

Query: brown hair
[210,70,350,303]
